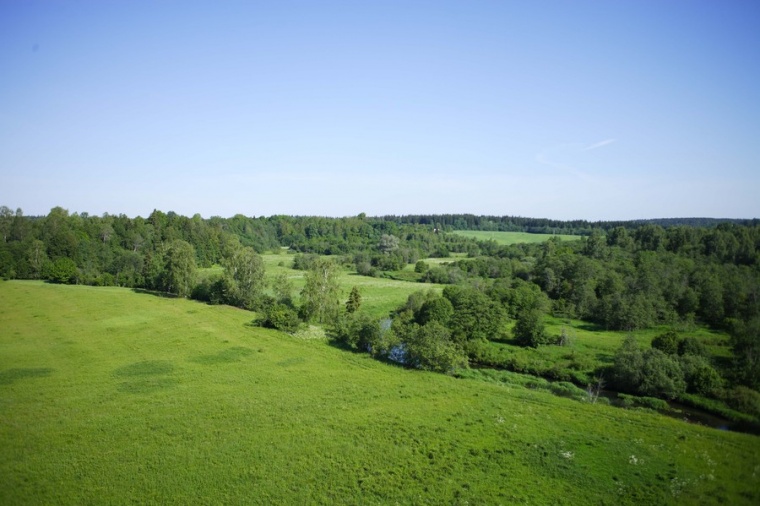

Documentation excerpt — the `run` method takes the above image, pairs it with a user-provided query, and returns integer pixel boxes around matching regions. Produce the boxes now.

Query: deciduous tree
[161,240,196,297]
[224,246,265,309]
[300,258,341,323]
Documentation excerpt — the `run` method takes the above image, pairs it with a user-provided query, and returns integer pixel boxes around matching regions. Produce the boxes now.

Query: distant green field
[259,253,440,319]
[1,281,759,504]
[451,230,581,244]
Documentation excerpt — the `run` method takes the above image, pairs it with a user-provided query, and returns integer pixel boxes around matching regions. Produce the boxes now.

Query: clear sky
[1,1,759,220]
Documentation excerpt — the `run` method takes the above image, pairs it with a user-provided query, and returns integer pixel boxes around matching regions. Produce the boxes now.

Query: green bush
[679,354,722,395]
[618,393,669,411]
[724,386,760,419]
[651,330,679,355]
[513,308,549,347]
[639,349,686,400]
[678,336,707,357]
[47,257,78,284]
[257,302,301,333]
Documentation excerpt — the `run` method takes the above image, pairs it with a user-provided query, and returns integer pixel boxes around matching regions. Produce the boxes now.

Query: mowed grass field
[1,281,759,505]
[451,230,581,244]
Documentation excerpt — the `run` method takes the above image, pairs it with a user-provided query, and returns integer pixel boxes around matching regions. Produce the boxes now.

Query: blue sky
[1,1,759,220]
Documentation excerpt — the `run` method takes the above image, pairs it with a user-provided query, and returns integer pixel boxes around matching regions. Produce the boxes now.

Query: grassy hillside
[1,281,758,504]
[451,230,581,244]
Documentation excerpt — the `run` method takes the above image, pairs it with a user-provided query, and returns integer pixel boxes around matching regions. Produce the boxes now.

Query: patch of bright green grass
[1,281,759,504]
[260,254,439,319]
[451,230,581,244]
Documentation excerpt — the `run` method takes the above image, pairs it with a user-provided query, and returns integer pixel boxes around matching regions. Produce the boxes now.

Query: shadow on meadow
[113,360,177,394]
[0,367,54,385]
[190,346,253,365]
[131,288,179,299]
[113,360,174,377]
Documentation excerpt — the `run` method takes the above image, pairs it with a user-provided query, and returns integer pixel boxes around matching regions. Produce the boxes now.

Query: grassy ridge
[1,281,759,504]
[451,230,581,244]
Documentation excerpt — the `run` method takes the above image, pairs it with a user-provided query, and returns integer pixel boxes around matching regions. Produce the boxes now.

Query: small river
[597,390,760,436]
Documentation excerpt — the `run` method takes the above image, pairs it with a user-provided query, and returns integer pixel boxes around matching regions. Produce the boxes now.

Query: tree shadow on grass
[575,322,607,332]
[325,339,411,371]
[113,360,177,394]
[117,377,179,394]
[0,367,54,385]
[131,288,178,299]
[190,346,253,365]
[113,360,174,377]
[594,353,616,365]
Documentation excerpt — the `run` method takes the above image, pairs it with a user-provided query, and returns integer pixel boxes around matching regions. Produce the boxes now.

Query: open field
[260,253,441,319]
[451,230,582,244]
[1,281,759,504]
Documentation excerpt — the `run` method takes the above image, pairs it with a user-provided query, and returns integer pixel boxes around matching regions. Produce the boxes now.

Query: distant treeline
[0,206,469,285]
[377,214,758,235]
[2,206,759,286]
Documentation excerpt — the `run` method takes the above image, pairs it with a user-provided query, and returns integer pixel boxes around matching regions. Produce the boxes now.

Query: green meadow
[1,280,759,504]
[451,230,582,244]
[259,253,442,319]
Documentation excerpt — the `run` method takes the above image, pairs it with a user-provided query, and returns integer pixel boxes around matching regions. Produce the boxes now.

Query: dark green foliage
[345,286,362,313]
[332,312,380,352]
[373,252,404,271]
[421,265,466,284]
[259,303,302,333]
[414,260,429,273]
[191,275,236,305]
[513,308,548,347]
[617,393,670,411]
[291,253,320,270]
[415,296,453,326]
[639,349,686,400]
[612,336,689,400]
[160,240,196,297]
[443,285,506,343]
[730,317,760,389]
[651,331,680,355]
[493,279,548,319]
[398,289,440,316]
[223,246,266,309]
[677,336,706,357]
[47,257,77,284]
[679,354,722,395]
[612,335,645,393]
[723,386,760,419]
[404,321,467,374]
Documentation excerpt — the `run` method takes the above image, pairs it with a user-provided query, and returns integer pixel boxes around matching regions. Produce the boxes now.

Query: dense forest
[2,205,759,421]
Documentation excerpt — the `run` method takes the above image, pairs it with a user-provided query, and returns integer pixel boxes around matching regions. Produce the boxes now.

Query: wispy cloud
[535,153,596,182]
[535,139,616,182]
[582,138,616,152]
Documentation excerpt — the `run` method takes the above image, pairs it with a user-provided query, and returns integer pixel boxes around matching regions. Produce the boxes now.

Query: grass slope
[451,230,581,244]
[1,281,758,504]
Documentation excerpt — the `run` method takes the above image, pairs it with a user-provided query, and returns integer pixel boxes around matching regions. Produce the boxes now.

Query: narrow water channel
[597,390,760,436]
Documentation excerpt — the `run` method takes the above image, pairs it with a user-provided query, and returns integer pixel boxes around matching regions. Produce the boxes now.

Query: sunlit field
[451,230,581,244]
[1,281,758,504]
